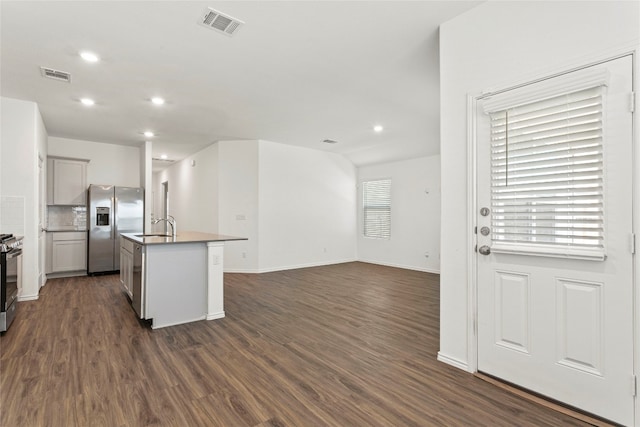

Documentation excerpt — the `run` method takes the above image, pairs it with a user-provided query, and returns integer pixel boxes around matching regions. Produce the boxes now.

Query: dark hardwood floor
[1,262,591,426]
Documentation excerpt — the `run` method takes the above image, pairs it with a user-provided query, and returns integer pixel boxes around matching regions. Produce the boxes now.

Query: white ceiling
[1,1,480,170]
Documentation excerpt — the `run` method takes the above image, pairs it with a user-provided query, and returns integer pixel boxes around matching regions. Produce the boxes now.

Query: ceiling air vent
[198,8,244,36]
[40,66,71,83]
[152,157,175,163]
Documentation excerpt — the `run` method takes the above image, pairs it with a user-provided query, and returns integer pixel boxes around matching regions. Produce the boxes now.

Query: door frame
[38,153,46,288]
[465,47,638,420]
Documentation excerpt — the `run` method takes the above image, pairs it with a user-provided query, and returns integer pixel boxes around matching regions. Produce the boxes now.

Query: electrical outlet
[323,247,327,253]
[242,252,247,259]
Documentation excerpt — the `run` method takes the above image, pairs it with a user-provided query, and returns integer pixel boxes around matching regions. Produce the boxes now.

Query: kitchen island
[120,231,246,329]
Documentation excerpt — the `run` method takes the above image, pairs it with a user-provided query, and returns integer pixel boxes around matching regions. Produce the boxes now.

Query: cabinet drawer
[121,238,134,253]
[52,231,86,241]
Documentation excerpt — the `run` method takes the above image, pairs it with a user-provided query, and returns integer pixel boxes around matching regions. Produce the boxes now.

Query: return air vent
[198,8,244,36]
[40,67,71,83]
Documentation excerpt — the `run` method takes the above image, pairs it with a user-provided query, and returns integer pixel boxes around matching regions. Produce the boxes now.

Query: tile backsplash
[47,205,86,230]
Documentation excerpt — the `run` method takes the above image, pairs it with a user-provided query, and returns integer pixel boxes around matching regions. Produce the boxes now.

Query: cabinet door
[119,250,126,285]
[120,248,133,297]
[127,252,133,298]
[52,239,87,272]
[52,159,87,205]
[45,233,53,274]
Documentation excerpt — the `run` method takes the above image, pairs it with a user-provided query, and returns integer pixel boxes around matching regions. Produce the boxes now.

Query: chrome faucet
[152,215,177,238]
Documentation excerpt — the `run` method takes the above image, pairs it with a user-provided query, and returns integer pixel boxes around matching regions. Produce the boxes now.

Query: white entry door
[476,56,634,425]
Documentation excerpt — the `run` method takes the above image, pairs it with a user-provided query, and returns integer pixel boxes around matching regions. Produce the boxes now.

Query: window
[363,179,391,239]
[485,81,606,260]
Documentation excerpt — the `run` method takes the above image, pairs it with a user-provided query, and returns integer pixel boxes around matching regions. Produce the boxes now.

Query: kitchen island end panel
[145,242,207,329]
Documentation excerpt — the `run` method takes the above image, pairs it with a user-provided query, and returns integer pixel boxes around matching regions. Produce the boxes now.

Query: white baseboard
[224,258,358,274]
[46,271,87,279]
[257,258,357,274]
[151,315,207,329]
[357,259,440,274]
[224,268,259,274]
[225,259,439,275]
[437,351,470,372]
[18,294,39,302]
[206,311,225,320]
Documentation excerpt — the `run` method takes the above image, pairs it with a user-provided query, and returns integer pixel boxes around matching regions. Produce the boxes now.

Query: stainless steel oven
[1,234,23,332]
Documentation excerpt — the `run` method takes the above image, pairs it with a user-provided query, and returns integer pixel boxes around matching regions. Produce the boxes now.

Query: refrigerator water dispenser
[96,207,110,226]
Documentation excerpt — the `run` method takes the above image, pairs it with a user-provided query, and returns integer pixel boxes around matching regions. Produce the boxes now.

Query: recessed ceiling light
[373,125,384,133]
[80,51,99,63]
[151,97,165,105]
[143,131,154,137]
[80,98,95,106]
[160,154,168,160]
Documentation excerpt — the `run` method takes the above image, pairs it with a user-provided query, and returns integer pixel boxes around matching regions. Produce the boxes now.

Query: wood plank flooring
[1,262,592,426]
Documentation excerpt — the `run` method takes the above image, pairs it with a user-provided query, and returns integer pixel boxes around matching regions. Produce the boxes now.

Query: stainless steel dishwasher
[132,243,143,318]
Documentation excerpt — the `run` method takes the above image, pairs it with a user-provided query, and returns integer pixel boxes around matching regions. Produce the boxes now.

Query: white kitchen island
[120,231,246,329]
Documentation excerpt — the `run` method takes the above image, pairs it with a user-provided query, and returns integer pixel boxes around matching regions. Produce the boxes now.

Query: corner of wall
[142,141,152,233]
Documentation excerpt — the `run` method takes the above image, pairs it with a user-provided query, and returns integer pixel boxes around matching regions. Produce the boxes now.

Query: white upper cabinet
[47,157,89,205]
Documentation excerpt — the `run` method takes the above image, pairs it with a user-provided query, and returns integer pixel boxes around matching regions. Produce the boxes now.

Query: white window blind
[488,85,606,260]
[363,179,391,239]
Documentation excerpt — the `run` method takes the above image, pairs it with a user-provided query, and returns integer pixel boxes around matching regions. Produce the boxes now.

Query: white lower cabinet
[47,232,87,274]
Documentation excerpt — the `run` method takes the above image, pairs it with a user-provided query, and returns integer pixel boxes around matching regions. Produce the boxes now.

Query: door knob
[479,245,491,255]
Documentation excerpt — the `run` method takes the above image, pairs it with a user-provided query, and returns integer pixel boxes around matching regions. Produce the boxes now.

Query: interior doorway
[162,181,169,234]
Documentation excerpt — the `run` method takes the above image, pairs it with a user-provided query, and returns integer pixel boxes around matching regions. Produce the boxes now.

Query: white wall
[153,140,257,272]
[153,139,357,273]
[357,155,440,273]
[154,143,219,235]
[48,136,140,187]
[0,97,48,300]
[258,140,357,272]
[35,103,48,289]
[439,1,640,369]
[141,141,152,233]
[218,140,259,272]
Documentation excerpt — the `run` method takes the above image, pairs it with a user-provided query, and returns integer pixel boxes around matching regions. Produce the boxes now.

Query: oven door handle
[7,248,22,259]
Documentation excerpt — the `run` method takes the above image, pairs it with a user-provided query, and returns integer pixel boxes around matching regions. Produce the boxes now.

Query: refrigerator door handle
[111,196,116,240]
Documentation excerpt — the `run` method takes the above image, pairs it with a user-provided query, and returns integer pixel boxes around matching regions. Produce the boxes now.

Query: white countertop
[121,231,247,245]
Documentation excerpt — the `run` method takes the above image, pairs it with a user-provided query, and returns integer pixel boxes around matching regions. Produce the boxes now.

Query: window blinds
[488,85,606,259]
[363,179,391,239]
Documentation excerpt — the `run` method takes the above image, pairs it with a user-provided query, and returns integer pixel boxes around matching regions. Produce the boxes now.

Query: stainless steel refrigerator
[87,185,143,274]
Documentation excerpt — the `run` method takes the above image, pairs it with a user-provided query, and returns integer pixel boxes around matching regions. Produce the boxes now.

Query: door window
[484,72,608,260]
